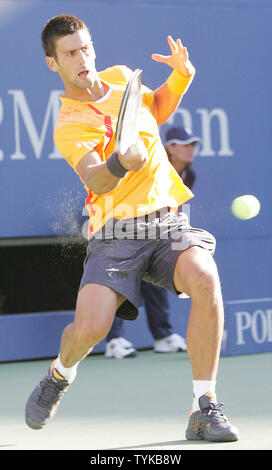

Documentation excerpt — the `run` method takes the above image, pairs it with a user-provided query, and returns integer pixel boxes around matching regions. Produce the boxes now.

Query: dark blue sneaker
[185,393,239,442]
[25,360,71,430]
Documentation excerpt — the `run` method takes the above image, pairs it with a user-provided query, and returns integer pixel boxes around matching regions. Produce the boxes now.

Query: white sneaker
[154,333,187,353]
[105,337,137,359]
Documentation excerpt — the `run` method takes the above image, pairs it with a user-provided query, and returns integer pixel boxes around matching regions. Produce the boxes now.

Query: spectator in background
[104,125,201,359]
[164,125,200,189]
[105,281,187,358]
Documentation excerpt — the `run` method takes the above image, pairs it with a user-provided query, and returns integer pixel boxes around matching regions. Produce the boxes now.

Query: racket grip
[129,143,139,156]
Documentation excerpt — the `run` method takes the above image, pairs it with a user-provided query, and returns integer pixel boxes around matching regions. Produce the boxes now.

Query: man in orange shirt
[25,14,239,442]
[104,124,202,359]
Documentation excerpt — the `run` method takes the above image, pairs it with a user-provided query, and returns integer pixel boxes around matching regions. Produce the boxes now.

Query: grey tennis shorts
[79,209,216,321]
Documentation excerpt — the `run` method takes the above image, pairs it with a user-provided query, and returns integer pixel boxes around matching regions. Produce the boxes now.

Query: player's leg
[59,283,124,366]
[173,246,223,380]
[173,246,239,441]
[25,283,124,430]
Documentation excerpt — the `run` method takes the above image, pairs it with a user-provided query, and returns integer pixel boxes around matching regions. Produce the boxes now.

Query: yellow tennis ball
[231,195,261,220]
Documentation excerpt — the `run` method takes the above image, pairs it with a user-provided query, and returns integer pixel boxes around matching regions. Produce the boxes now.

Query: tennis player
[25,14,239,442]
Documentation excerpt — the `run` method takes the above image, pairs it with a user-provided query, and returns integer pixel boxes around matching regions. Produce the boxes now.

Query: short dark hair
[41,14,90,58]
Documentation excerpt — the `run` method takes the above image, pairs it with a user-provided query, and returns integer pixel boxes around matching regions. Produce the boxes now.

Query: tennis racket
[115,68,143,155]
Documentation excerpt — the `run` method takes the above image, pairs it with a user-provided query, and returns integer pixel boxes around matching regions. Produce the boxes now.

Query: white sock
[54,355,79,383]
[192,380,217,412]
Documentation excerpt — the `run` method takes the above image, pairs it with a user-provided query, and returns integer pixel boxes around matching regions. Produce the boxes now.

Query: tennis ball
[231,195,260,220]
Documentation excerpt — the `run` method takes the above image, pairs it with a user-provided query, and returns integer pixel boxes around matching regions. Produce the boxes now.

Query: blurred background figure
[104,125,201,359]
[164,125,201,188]
[105,281,187,358]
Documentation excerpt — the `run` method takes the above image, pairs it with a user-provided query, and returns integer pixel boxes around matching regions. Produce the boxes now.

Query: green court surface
[0,350,271,450]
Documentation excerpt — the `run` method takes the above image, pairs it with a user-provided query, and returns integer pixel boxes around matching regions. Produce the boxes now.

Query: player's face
[48,29,97,91]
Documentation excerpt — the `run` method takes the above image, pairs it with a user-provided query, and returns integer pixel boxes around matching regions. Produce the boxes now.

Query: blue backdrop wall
[0,0,271,361]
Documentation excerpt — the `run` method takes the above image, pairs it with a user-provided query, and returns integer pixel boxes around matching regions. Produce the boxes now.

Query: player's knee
[190,253,221,299]
[193,265,218,296]
[73,320,108,349]
[176,247,221,298]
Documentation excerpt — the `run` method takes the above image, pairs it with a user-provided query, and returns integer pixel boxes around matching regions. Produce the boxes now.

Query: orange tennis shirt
[54,65,194,237]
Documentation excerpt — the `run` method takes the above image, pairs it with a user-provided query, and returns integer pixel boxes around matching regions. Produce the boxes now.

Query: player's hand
[118,139,148,172]
[151,35,195,77]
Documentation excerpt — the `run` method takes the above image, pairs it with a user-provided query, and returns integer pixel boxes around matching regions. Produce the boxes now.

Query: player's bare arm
[76,141,148,195]
[76,151,120,195]
[151,35,195,126]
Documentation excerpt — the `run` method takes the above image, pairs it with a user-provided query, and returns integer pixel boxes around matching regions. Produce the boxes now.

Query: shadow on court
[109,439,214,450]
